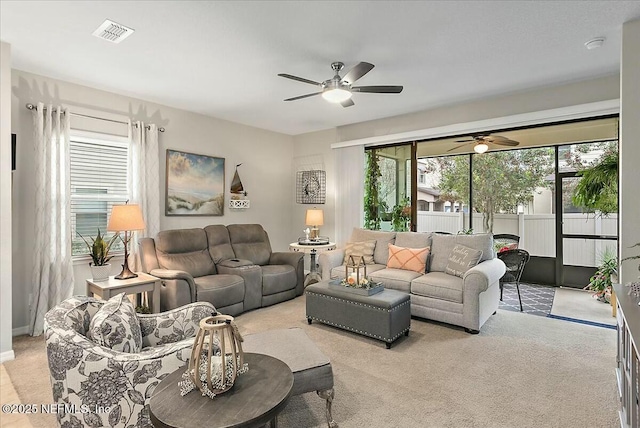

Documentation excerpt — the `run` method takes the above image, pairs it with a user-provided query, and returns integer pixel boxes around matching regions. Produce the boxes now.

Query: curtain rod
[25,103,165,132]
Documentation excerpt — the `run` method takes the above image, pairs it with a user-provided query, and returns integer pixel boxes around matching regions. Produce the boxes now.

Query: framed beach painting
[165,149,225,216]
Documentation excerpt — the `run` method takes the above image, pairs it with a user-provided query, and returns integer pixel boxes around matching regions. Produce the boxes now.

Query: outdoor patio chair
[497,248,530,311]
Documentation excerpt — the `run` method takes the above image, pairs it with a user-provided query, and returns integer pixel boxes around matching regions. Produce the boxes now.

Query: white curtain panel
[30,103,75,336]
[127,121,160,271]
[334,145,365,246]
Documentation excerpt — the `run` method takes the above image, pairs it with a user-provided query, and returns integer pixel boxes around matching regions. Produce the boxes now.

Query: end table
[289,241,336,286]
[86,272,161,313]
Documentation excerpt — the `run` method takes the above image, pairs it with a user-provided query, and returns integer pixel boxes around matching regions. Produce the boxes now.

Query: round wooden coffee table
[149,353,294,428]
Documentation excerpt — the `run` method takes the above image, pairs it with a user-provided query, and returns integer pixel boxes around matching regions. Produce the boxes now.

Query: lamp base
[115,265,138,280]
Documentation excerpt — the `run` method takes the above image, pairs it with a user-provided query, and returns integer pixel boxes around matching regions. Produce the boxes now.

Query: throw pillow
[88,293,143,353]
[343,240,377,265]
[445,244,483,278]
[387,243,430,273]
[497,243,518,253]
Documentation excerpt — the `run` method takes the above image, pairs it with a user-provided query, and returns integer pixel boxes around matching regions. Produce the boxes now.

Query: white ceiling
[1,1,639,136]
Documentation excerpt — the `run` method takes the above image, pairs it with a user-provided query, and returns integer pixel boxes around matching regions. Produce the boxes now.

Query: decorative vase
[180,313,248,398]
[90,264,111,281]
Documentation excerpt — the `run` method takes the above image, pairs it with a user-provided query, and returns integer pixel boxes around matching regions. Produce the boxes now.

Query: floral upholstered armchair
[44,296,214,428]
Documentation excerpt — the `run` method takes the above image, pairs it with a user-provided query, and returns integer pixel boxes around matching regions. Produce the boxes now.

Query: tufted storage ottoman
[305,280,411,349]
[243,327,337,428]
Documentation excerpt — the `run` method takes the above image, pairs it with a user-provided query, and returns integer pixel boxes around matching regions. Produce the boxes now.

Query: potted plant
[79,229,119,281]
[391,197,411,232]
[584,248,617,303]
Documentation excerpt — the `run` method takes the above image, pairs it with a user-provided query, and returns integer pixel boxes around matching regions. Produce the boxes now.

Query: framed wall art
[296,170,326,204]
[165,149,225,216]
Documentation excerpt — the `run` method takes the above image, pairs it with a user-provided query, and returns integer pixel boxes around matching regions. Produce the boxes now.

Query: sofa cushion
[155,228,216,277]
[194,274,245,309]
[368,268,422,293]
[411,272,464,303]
[430,233,493,272]
[330,263,386,280]
[88,293,142,353]
[343,240,376,265]
[350,228,396,265]
[204,225,236,263]
[445,244,483,278]
[261,264,297,295]
[228,224,272,266]
[394,231,432,249]
[387,243,430,273]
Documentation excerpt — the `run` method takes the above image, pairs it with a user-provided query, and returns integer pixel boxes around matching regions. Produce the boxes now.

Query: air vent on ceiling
[92,19,135,44]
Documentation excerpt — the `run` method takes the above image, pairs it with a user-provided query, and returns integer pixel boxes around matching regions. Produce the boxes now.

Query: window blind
[70,136,129,257]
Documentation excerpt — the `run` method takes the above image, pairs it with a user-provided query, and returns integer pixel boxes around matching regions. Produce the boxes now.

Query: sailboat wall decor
[229,163,250,209]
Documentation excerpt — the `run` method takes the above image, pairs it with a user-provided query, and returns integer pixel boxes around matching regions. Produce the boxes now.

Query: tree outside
[425,148,554,233]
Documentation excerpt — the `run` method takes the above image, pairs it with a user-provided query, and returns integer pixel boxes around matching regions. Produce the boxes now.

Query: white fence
[415,211,617,267]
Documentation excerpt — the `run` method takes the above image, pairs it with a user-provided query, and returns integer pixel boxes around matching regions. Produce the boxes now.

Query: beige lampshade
[107,204,146,232]
[305,209,324,226]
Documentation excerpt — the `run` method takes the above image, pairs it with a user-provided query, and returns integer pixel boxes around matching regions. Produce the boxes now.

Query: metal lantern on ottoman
[179,313,248,398]
[345,255,367,286]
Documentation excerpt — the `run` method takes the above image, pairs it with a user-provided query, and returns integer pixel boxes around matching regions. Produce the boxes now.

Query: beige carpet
[551,287,616,326]
[2,294,619,428]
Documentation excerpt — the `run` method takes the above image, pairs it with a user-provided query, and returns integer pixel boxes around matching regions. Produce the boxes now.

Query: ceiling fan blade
[487,136,519,146]
[341,98,355,108]
[278,73,322,86]
[455,138,474,143]
[342,62,374,84]
[446,142,474,152]
[352,85,403,94]
[284,92,322,101]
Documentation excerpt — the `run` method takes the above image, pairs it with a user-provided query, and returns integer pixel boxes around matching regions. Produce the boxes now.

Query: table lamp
[107,203,146,280]
[305,208,324,240]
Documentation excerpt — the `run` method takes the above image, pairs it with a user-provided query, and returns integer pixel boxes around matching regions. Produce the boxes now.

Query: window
[70,133,129,257]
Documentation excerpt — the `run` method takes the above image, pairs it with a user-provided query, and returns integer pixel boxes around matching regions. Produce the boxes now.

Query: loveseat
[139,224,304,314]
[318,229,506,333]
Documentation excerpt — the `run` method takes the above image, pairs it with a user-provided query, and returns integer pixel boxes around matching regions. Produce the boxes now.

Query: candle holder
[179,313,248,398]
[345,255,367,286]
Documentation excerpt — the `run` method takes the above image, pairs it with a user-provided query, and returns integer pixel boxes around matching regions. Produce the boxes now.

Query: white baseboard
[0,350,15,363]
[12,326,28,336]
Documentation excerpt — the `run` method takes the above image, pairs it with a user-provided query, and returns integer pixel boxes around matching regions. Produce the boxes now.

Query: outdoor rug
[499,282,555,316]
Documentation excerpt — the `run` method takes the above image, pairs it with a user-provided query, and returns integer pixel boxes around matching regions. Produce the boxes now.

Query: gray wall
[620,19,640,284]
[1,42,13,361]
[10,70,294,332]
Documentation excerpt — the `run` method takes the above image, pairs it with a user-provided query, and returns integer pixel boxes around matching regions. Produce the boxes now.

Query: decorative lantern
[179,313,248,398]
[345,255,367,286]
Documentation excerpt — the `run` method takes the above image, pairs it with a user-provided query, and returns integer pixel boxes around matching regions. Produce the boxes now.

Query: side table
[289,241,336,286]
[149,353,294,428]
[86,272,160,313]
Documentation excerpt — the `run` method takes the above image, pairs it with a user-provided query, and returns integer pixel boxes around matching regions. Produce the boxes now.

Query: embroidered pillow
[445,244,483,278]
[343,240,377,265]
[88,293,142,353]
[387,243,430,273]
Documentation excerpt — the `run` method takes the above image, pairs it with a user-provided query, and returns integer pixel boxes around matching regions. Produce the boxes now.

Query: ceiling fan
[278,61,403,107]
[447,134,520,154]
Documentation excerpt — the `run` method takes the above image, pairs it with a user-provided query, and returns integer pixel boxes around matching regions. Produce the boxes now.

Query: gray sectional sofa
[139,224,304,315]
[318,228,506,333]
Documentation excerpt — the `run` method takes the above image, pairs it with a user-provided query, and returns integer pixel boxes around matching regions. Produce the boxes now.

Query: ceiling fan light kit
[279,61,403,107]
[473,142,489,154]
[322,88,352,103]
